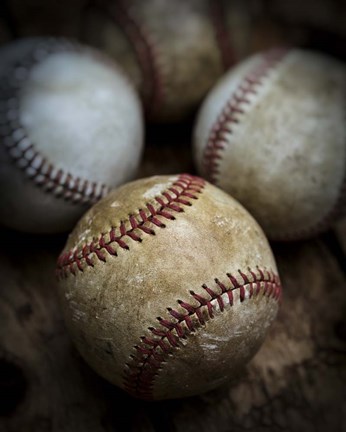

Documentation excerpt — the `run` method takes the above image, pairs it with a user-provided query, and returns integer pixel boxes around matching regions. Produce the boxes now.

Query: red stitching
[209,0,236,70]
[202,48,288,183]
[103,0,165,118]
[56,174,205,279]
[123,267,282,400]
[0,38,109,205]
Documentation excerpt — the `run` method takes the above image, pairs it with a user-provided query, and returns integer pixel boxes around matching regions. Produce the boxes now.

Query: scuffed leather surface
[57,175,280,400]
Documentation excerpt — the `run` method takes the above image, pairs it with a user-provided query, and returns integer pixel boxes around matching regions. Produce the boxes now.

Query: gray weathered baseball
[56,174,282,400]
[0,37,144,233]
[83,0,253,122]
[193,48,346,240]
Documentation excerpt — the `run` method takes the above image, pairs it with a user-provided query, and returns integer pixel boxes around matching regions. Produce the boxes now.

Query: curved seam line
[202,47,346,240]
[109,0,166,118]
[202,47,288,184]
[209,0,236,70]
[56,174,206,278]
[123,268,282,399]
[0,39,109,205]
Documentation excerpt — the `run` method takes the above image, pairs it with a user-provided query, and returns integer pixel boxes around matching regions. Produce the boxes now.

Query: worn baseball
[0,37,144,233]
[83,0,253,122]
[193,48,346,240]
[56,174,282,400]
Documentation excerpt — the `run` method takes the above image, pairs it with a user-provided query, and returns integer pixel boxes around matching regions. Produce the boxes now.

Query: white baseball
[193,48,346,240]
[0,37,144,233]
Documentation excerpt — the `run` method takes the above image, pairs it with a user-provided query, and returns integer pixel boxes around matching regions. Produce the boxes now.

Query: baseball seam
[106,0,166,118]
[202,48,288,184]
[209,0,235,70]
[202,47,346,240]
[0,39,109,205]
[56,174,205,278]
[123,267,281,399]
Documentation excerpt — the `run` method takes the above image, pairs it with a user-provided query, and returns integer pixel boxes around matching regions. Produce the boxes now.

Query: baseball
[82,0,252,122]
[0,37,144,233]
[193,48,346,240]
[56,174,282,400]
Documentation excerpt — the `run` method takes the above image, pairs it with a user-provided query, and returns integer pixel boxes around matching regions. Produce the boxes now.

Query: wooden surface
[1,1,346,431]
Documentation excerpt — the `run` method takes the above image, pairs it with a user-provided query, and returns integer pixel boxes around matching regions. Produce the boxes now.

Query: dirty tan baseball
[193,48,346,240]
[56,174,282,400]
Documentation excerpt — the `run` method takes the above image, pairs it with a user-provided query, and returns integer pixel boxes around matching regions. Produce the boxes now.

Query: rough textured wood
[0,1,346,430]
